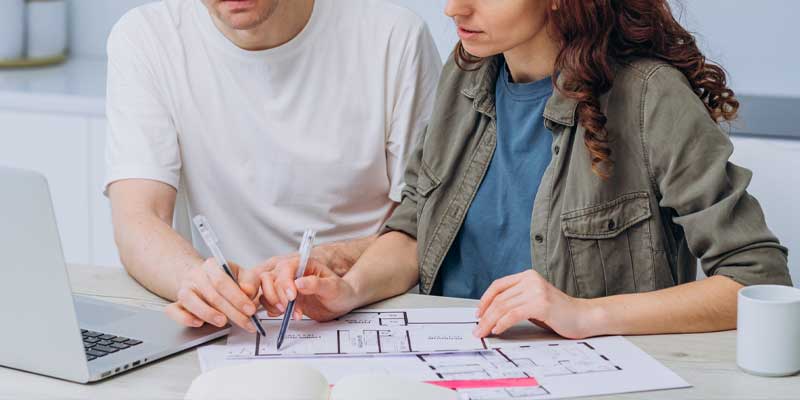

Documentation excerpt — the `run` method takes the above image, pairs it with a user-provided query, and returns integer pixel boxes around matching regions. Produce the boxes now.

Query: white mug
[737,284,800,377]
[0,0,26,60]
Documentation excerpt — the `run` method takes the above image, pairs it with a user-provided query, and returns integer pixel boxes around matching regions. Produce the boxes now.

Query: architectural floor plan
[216,309,690,399]
[226,308,488,357]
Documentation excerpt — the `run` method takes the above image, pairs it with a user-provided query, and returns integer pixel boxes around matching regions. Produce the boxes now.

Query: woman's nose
[444,0,471,19]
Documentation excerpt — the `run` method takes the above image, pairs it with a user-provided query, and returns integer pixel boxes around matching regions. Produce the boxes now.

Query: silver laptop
[0,166,229,383]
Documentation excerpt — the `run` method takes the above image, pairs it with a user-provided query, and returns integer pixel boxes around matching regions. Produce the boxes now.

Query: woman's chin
[460,43,502,59]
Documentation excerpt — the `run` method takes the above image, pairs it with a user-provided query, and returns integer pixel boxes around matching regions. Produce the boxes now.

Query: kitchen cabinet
[0,109,92,265]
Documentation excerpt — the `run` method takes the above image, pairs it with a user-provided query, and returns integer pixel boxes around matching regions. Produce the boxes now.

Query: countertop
[0,56,106,117]
[0,264,798,399]
[0,57,797,140]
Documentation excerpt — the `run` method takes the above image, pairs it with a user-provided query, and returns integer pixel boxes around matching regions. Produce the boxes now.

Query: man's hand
[259,257,359,322]
[474,269,599,340]
[164,258,260,332]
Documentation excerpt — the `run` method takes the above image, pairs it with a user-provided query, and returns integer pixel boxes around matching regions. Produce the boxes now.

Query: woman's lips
[457,26,483,40]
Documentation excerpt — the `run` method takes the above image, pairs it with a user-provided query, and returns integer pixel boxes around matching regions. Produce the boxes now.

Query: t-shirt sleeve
[385,20,442,202]
[103,13,181,197]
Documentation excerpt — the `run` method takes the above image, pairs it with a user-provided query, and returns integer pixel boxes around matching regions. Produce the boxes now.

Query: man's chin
[217,13,264,30]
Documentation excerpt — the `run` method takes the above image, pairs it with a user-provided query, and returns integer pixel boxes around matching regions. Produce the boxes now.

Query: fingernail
[474,309,480,317]
[277,303,285,312]
[193,319,203,327]
[295,279,305,289]
[286,289,295,301]
[472,326,480,337]
[294,311,302,320]
[214,316,225,326]
[244,304,256,315]
[248,323,257,333]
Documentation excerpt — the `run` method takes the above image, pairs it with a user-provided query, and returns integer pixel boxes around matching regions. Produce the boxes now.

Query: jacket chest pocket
[561,192,653,298]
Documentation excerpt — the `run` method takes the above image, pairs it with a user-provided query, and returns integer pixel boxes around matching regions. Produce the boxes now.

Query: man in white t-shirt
[105,0,441,332]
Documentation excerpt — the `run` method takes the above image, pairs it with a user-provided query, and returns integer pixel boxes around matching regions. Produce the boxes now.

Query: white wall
[67,0,152,58]
[68,0,800,98]
[673,0,800,97]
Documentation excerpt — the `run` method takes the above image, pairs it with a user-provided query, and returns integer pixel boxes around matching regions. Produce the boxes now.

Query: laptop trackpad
[74,296,137,327]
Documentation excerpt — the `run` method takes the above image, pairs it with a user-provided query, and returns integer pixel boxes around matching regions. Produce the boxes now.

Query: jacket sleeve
[642,66,792,286]
[380,125,428,239]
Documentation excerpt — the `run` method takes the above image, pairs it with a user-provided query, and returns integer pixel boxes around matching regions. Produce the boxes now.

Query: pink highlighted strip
[427,377,539,390]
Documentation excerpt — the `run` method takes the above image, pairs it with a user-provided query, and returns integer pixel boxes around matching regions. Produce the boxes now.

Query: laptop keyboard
[82,329,143,361]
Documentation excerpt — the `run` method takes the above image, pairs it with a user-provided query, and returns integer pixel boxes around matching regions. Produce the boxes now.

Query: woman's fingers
[477,273,521,317]
[491,307,532,336]
[274,258,300,305]
[476,299,526,338]
[295,274,340,299]
[260,271,285,313]
[236,266,262,300]
[475,287,526,338]
[293,303,304,320]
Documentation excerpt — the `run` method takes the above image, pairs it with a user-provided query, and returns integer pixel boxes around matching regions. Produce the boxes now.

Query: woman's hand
[474,269,601,339]
[258,257,360,322]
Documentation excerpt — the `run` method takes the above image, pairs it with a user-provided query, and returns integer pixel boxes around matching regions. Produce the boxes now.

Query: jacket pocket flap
[561,192,651,239]
[416,162,441,197]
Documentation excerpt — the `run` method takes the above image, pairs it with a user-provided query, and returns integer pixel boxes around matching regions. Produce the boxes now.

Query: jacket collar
[460,55,579,127]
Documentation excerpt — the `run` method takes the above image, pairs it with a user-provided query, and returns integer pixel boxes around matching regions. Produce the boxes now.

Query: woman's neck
[503,28,560,84]
[211,0,314,51]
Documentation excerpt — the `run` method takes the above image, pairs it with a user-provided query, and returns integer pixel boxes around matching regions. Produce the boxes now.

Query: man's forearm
[343,231,419,308]
[114,211,203,301]
[584,275,743,336]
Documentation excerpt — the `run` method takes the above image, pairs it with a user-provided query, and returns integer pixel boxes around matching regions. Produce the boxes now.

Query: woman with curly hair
[259,0,792,339]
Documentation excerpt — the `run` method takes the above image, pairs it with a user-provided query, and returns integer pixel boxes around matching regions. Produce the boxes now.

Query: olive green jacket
[384,55,792,296]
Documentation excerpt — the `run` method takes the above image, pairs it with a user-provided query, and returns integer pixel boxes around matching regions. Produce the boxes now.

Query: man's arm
[109,179,259,332]
[108,179,198,300]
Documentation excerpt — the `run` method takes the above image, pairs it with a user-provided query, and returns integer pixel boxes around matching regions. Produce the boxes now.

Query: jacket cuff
[380,200,418,239]
[709,247,793,287]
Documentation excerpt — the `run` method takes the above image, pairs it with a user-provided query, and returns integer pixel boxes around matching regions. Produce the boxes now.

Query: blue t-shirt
[434,61,554,299]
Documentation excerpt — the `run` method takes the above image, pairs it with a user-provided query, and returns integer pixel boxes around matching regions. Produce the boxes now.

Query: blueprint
[205,335,689,399]
[226,308,488,358]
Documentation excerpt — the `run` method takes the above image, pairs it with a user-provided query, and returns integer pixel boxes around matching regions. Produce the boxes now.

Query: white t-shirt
[105,0,442,267]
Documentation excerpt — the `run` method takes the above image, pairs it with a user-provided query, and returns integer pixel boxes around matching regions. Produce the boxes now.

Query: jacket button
[608,220,616,230]
[534,234,544,243]
[553,146,560,155]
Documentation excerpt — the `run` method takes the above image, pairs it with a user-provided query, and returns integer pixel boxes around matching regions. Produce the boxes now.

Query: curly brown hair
[455,0,739,178]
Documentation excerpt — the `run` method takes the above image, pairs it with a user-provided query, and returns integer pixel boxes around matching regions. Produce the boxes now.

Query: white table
[0,265,797,399]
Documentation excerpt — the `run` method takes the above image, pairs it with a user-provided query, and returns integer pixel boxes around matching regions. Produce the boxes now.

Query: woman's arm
[586,275,743,336]
[343,231,420,307]
[642,66,791,286]
[260,231,420,321]
[474,270,743,339]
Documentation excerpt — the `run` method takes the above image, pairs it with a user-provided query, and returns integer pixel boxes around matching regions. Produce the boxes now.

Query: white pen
[276,229,316,350]
[192,215,266,336]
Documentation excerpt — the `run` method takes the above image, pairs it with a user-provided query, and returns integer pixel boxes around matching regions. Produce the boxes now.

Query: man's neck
[210,0,315,51]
